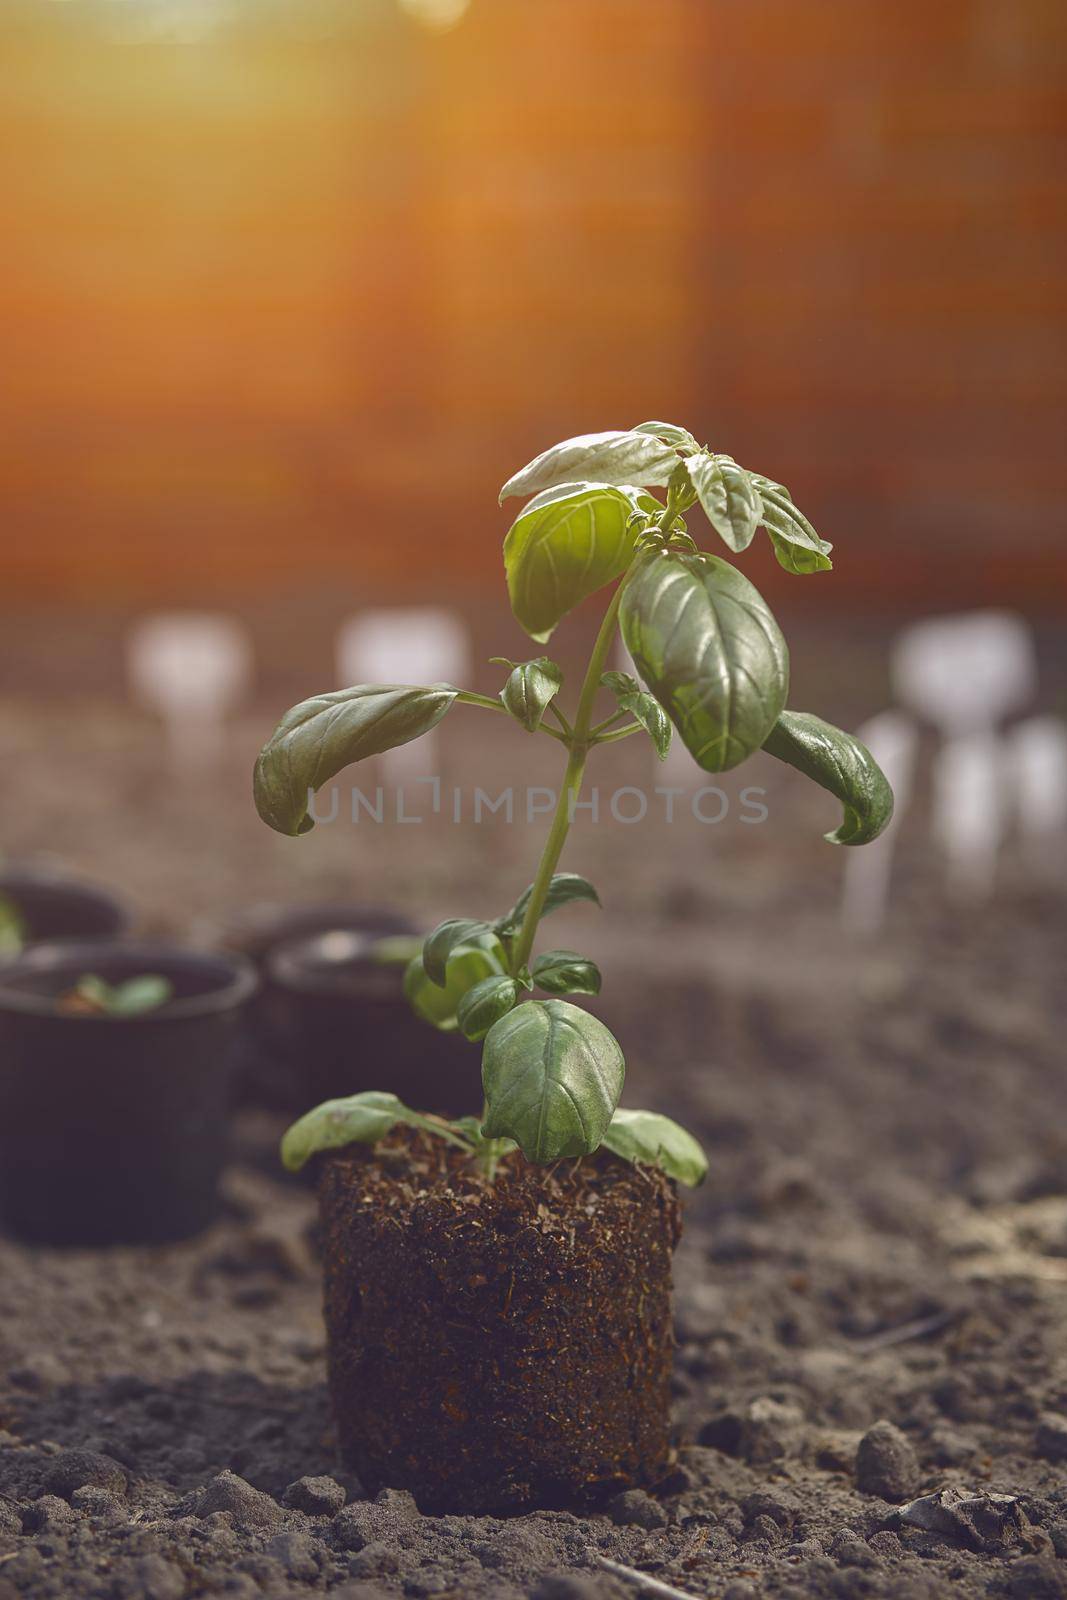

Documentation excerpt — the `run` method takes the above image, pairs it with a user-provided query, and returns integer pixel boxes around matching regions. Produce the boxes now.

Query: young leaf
[422,917,494,986]
[481,999,625,1162]
[600,670,672,760]
[254,684,457,836]
[499,431,679,503]
[532,950,602,997]
[501,658,564,733]
[752,477,833,574]
[61,974,173,1017]
[762,710,894,845]
[496,871,601,936]
[686,453,763,554]
[108,975,174,1016]
[631,420,700,453]
[457,975,520,1042]
[503,482,658,644]
[601,1108,708,1187]
[281,1090,407,1172]
[0,894,25,955]
[404,932,507,1032]
[620,551,789,772]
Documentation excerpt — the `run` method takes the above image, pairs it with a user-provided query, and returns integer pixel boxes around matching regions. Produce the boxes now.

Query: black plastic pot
[0,866,131,950]
[221,901,416,967]
[267,930,479,1117]
[0,941,257,1247]
[221,902,419,1109]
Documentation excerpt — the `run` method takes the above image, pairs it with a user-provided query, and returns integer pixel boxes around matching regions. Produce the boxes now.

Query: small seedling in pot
[59,974,174,1017]
[253,422,893,1511]
[257,421,892,1183]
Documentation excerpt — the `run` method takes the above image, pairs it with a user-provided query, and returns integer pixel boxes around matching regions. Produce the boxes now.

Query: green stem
[589,709,628,738]
[456,690,568,743]
[593,720,644,746]
[547,702,574,737]
[508,577,629,977]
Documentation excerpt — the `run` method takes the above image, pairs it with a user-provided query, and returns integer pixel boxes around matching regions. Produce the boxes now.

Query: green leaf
[532,950,602,997]
[600,669,672,759]
[403,932,507,1032]
[0,894,25,955]
[456,975,520,1042]
[499,430,679,502]
[501,657,563,733]
[496,872,601,936]
[686,452,763,554]
[503,482,659,644]
[632,420,699,453]
[63,974,173,1016]
[108,975,174,1016]
[620,550,789,772]
[601,1108,708,1187]
[68,975,112,1010]
[481,999,625,1162]
[280,1090,407,1172]
[762,710,894,845]
[752,476,833,574]
[254,683,457,836]
[423,917,493,985]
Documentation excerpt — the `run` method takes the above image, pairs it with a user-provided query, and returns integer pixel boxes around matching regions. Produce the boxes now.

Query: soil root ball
[318,1131,682,1515]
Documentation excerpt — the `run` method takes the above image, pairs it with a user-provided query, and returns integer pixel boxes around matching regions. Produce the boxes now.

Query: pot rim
[0,864,132,923]
[0,940,258,1022]
[267,928,410,998]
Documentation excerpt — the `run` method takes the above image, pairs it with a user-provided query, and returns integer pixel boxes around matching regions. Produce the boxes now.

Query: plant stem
[456,690,568,743]
[508,578,629,977]
[593,721,644,746]
[589,709,628,738]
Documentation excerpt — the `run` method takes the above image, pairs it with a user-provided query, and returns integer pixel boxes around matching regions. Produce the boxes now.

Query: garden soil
[2,882,1066,1600]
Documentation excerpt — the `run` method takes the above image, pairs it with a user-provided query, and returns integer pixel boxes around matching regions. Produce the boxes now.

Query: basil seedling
[60,974,174,1017]
[258,423,893,1185]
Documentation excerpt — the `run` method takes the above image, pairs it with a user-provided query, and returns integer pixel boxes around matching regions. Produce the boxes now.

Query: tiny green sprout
[60,974,174,1017]
[256,422,894,1186]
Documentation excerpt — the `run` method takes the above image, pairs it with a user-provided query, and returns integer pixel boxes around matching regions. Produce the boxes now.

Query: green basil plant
[256,423,893,1188]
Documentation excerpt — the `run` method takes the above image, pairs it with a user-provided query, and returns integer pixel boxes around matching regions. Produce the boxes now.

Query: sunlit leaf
[503,482,658,643]
[632,420,700,453]
[499,430,679,502]
[686,453,763,554]
[752,476,833,574]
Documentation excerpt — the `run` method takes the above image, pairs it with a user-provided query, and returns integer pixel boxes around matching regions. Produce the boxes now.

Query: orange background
[1,0,1065,612]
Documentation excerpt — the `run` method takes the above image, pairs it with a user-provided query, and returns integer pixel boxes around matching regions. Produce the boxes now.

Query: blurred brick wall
[0,0,1064,611]
[688,0,1067,611]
